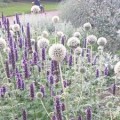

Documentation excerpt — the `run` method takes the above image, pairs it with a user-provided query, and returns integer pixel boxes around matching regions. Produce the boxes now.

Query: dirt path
[0,11,59,24]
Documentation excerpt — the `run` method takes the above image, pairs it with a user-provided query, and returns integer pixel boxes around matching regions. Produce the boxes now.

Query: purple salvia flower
[55,96,62,120]
[42,48,46,61]
[61,103,65,111]
[49,75,54,85]
[19,38,23,48]
[61,35,66,45]
[15,48,18,61]
[30,83,35,100]
[2,86,6,94]
[6,18,10,38]
[17,78,22,89]
[22,109,27,120]
[15,13,20,25]
[40,85,45,97]
[23,60,29,79]
[11,49,16,69]
[33,51,38,65]
[26,23,32,51]
[86,107,92,120]
[69,55,72,67]
[52,115,56,120]
[112,84,116,95]
[63,81,67,88]
[96,69,99,78]
[78,115,82,120]
[5,60,10,78]
[104,67,109,76]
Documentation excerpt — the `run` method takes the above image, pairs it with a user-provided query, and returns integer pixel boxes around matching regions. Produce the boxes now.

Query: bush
[60,0,120,53]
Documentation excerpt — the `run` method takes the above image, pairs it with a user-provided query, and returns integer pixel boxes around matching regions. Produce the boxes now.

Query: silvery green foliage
[60,0,120,52]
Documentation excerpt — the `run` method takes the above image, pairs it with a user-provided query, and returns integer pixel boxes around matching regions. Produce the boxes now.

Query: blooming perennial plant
[0,13,120,120]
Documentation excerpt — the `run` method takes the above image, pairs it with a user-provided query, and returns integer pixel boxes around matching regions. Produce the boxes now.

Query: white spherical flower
[49,44,66,62]
[80,67,86,74]
[97,37,107,46]
[67,37,80,48]
[114,61,120,76]
[42,31,49,38]
[73,32,81,38]
[57,31,64,37]
[31,5,40,14]
[83,22,92,31]
[0,38,6,49]
[87,35,97,44]
[12,24,20,32]
[74,47,82,55]
[52,16,59,23]
[37,38,49,49]
[36,92,43,99]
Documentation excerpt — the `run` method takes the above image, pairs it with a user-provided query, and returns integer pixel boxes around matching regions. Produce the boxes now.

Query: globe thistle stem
[40,99,50,118]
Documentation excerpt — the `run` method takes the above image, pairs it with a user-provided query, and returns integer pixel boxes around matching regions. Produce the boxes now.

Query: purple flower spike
[55,96,62,120]
[52,115,56,120]
[30,83,35,100]
[104,67,109,76]
[61,103,65,111]
[49,75,54,85]
[78,115,82,120]
[22,109,27,120]
[42,48,46,61]
[86,107,92,120]
[112,84,116,95]
[40,85,45,97]
[69,55,72,67]
[96,69,99,78]
[33,51,38,65]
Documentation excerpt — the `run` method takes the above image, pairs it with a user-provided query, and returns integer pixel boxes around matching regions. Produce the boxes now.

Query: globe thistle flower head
[0,38,7,49]
[80,66,86,74]
[36,92,43,99]
[73,32,81,38]
[87,35,97,44]
[106,102,114,108]
[83,22,92,31]
[74,47,82,55]
[49,44,66,62]
[52,16,60,23]
[12,24,20,32]
[57,31,64,38]
[114,61,120,77]
[67,37,80,48]
[37,37,49,49]
[97,37,107,46]
[31,5,40,14]
[42,31,49,38]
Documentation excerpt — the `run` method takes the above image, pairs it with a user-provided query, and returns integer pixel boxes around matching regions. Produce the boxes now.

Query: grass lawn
[0,1,58,17]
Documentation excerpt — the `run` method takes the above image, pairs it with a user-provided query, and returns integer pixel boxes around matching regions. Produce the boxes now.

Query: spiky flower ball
[87,35,97,44]
[114,61,120,77]
[67,37,80,48]
[97,37,107,46]
[74,47,82,55]
[52,16,59,23]
[42,31,49,38]
[57,31,64,38]
[73,32,81,38]
[80,67,86,74]
[49,44,66,62]
[0,38,6,49]
[36,92,43,99]
[31,5,40,14]
[37,38,49,49]
[83,22,92,31]
[12,24,20,32]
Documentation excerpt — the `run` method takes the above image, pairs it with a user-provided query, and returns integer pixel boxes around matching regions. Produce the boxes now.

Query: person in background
[32,0,45,13]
